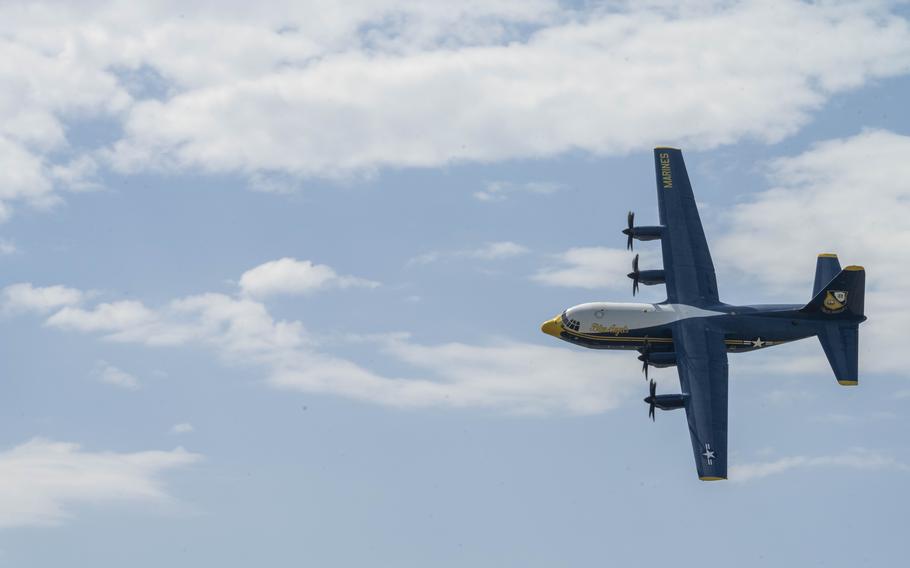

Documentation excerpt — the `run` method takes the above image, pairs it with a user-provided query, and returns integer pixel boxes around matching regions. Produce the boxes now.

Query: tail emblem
[823,290,848,313]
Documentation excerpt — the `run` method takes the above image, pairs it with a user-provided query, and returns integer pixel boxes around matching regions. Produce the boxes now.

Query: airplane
[540,148,867,481]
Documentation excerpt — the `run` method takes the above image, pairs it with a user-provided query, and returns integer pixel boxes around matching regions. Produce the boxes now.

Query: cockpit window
[561,311,580,332]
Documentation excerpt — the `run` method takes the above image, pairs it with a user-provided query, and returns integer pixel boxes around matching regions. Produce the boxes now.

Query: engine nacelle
[630,269,665,286]
[639,351,677,368]
[623,225,664,242]
[650,393,688,411]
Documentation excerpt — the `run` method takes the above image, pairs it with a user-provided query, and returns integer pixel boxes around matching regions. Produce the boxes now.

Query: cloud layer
[731,448,908,482]
[239,258,379,298]
[716,129,910,374]
[5,256,638,415]
[533,246,662,290]
[1,1,909,218]
[0,438,200,528]
[94,360,141,390]
[409,241,529,265]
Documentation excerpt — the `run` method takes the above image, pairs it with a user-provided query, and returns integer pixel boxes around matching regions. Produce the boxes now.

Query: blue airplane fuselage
[541,301,860,354]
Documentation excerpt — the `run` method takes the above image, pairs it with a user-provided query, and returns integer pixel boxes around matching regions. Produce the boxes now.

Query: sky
[1,0,909,565]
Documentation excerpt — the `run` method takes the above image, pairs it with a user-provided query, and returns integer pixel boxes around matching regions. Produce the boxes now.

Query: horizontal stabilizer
[818,322,859,386]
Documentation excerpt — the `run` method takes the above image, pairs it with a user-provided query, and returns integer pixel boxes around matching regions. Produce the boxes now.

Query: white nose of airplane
[540,315,562,337]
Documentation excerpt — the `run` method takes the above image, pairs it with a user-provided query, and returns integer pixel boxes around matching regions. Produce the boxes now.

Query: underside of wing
[653,149,720,306]
[673,318,729,480]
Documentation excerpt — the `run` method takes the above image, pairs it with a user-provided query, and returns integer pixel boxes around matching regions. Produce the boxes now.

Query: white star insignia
[702,443,715,465]
[751,337,766,348]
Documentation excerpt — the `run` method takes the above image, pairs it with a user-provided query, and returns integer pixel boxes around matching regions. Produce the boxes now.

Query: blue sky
[1,1,910,566]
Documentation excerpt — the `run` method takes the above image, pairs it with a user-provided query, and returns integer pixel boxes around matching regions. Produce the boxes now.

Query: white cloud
[408,241,529,265]
[1,283,83,313]
[0,438,200,528]
[170,423,194,434]
[0,239,17,255]
[94,360,140,390]
[731,448,909,482]
[715,129,910,374]
[238,257,379,298]
[271,336,640,415]
[533,246,654,290]
[104,1,910,180]
[31,259,639,415]
[0,14,130,219]
[463,241,529,260]
[407,251,442,266]
[473,181,563,202]
[48,292,307,355]
[2,0,555,202]
[47,300,158,336]
[50,155,102,192]
[0,0,906,218]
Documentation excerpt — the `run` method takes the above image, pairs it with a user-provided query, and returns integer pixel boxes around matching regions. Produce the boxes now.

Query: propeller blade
[641,337,650,380]
[645,380,657,421]
[626,211,634,250]
[648,381,657,422]
[629,254,640,296]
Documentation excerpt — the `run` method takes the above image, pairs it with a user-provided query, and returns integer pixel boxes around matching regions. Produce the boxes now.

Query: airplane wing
[673,318,729,480]
[653,148,720,306]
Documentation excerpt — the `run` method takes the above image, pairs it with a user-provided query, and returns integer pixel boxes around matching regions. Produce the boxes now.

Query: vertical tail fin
[813,253,842,296]
[802,265,865,319]
[802,264,865,386]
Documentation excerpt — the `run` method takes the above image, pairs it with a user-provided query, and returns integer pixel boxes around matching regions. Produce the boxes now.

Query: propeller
[623,211,635,250]
[645,379,657,421]
[638,336,651,380]
[627,253,640,296]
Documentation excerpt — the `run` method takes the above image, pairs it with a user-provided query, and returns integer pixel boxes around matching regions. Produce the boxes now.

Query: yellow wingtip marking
[699,476,727,481]
[844,265,864,271]
[654,146,680,150]
[818,253,838,258]
[838,380,859,386]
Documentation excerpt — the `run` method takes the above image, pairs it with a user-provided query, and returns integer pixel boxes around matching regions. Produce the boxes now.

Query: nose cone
[540,315,563,338]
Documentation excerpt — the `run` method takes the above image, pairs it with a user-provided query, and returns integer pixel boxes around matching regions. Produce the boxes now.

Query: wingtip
[837,380,859,386]
[818,253,838,258]
[844,265,864,271]
[699,476,727,481]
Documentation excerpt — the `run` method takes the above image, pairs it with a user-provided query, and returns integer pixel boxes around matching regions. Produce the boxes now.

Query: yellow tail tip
[838,380,859,386]
[699,476,727,481]
[844,265,864,271]
[818,253,838,258]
